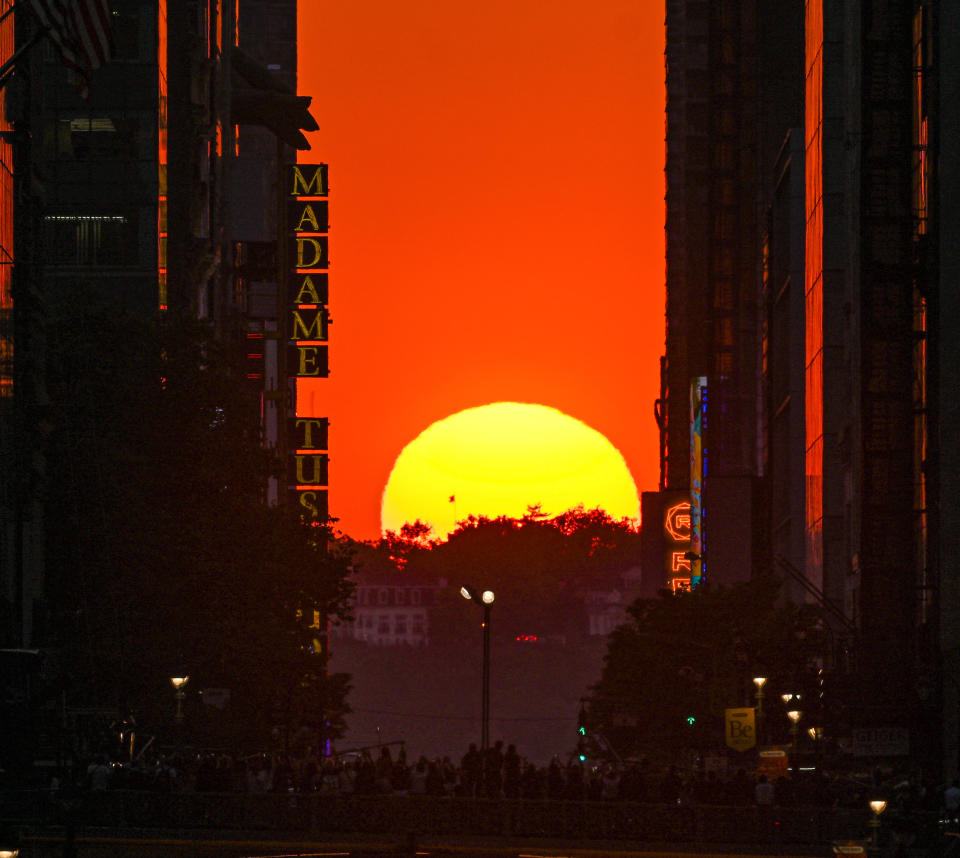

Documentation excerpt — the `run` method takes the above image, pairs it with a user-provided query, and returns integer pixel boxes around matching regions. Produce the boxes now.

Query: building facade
[0,0,320,648]
[662,0,956,777]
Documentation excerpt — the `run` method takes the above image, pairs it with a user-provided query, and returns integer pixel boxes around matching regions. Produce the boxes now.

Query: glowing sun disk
[381,402,639,538]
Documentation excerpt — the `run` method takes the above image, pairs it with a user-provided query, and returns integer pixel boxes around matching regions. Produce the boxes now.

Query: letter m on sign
[290,164,328,197]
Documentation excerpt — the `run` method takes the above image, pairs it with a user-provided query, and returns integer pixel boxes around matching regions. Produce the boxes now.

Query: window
[377,588,389,605]
[395,615,407,635]
[46,117,140,160]
[394,589,405,605]
[43,214,139,266]
[377,615,390,635]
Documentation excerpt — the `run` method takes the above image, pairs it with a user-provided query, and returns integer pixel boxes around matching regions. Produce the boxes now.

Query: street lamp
[752,676,767,738]
[787,708,802,771]
[170,675,190,723]
[461,584,495,752]
[868,799,887,855]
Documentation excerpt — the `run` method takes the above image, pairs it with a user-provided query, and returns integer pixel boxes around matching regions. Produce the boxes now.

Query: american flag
[29,0,112,97]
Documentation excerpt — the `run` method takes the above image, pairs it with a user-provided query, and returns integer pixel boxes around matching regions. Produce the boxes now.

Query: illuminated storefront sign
[662,491,693,590]
[689,376,706,587]
[288,164,330,521]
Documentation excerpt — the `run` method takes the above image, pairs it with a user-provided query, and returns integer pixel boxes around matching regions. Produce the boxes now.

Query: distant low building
[585,566,641,637]
[332,579,448,646]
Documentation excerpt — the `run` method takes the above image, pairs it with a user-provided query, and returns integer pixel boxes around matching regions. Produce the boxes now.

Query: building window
[46,117,140,160]
[43,214,139,266]
[395,615,407,635]
[377,588,389,605]
[377,615,390,635]
[395,589,405,605]
[411,589,422,605]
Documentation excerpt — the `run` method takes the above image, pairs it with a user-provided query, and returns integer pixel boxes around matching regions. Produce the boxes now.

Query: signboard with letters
[725,707,756,752]
[288,164,330,523]
[662,490,693,591]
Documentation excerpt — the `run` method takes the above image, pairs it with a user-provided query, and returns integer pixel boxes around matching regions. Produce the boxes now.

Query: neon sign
[664,501,692,542]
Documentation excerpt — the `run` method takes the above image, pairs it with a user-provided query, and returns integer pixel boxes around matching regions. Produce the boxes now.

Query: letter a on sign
[725,707,756,752]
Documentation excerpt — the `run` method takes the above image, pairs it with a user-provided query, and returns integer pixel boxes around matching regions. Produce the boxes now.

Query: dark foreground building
[657,0,960,781]
[0,0,324,655]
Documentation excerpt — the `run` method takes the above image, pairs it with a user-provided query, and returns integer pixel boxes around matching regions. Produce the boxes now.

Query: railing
[0,790,894,849]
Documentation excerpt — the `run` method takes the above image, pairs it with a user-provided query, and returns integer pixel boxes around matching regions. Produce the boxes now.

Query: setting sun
[380,402,639,538]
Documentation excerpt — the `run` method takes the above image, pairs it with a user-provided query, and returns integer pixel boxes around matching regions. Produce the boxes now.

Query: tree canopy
[585,577,829,763]
[360,506,642,643]
[41,298,353,750]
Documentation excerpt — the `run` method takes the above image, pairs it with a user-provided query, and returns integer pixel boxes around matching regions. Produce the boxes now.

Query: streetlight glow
[460,586,473,601]
[753,676,767,689]
[870,799,887,816]
[481,590,495,605]
[170,676,189,689]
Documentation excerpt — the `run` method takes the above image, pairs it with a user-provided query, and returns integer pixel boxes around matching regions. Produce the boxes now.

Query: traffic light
[686,714,696,726]
[577,706,588,762]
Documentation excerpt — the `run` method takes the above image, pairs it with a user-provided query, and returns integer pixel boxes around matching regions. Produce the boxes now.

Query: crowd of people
[63,738,956,821]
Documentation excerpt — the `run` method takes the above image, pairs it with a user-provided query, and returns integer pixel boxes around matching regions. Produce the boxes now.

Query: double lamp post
[461,584,495,753]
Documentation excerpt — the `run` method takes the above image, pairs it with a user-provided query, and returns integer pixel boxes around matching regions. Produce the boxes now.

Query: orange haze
[297,1,665,541]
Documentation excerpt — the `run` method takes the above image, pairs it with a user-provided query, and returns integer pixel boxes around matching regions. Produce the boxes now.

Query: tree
[368,506,642,643]
[41,297,353,750]
[586,576,827,762]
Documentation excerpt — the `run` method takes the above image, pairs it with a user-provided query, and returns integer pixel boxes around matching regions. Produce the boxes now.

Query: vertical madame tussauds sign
[288,164,330,523]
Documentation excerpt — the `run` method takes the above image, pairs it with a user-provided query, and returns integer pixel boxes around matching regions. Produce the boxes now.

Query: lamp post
[753,676,767,743]
[868,799,887,855]
[170,675,190,722]
[461,585,495,752]
[787,708,802,772]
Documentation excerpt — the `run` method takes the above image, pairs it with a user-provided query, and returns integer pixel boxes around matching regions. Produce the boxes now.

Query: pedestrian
[755,773,775,805]
[460,743,481,797]
[503,744,521,799]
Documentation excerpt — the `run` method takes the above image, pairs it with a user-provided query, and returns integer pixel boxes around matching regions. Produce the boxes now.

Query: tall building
[800,0,941,770]
[0,0,321,649]
[660,0,802,593]
[938,0,960,785]
[662,0,956,777]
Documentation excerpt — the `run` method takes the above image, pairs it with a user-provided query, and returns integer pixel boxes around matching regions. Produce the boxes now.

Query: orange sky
[297,0,665,542]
